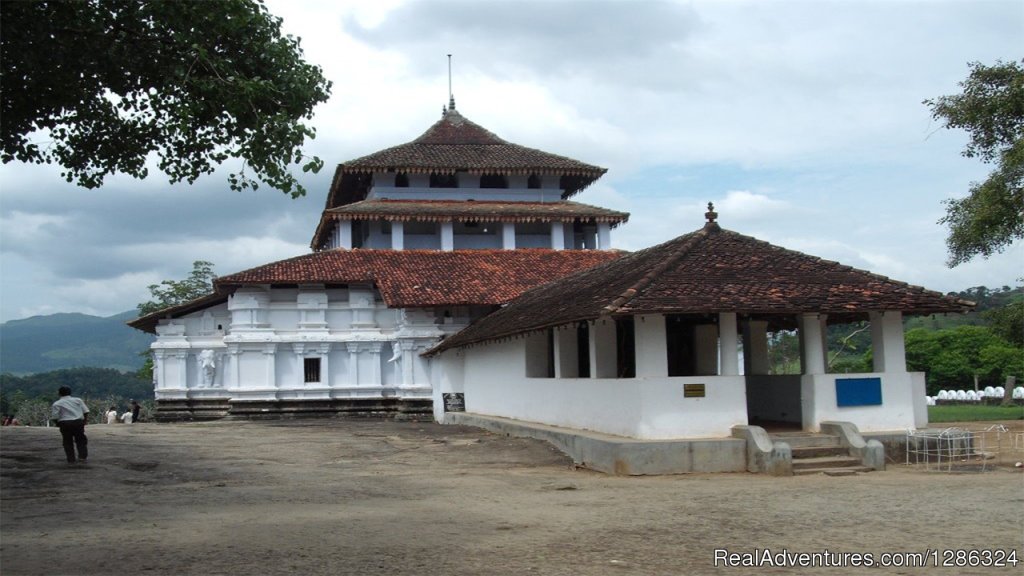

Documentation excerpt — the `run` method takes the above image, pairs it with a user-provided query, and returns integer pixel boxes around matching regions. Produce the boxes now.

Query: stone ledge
[447,412,746,475]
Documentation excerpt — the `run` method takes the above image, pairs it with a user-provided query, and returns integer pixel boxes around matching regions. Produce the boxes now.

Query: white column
[401,341,416,386]
[229,347,240,389]
[597,223,611,250]
[554,325,579,378]
[877,311,906,373]
[338,220,352,249]
[154,350,166,389]
[391,220,404,250]
[502,222,516,249]
[799,313,826,375]
[176,352,188,389]
[589,318,617,378]
[369,343,383,386]
[870,311,886,372]
[346,343,360,385]
[743,320,770,375]
[550,222,565,250]
[635,314,668,378]
[719,312,739,376]
[441,221,454,251]
[263,344,277,388]
[319,344,331,386]
[292,344,306,387]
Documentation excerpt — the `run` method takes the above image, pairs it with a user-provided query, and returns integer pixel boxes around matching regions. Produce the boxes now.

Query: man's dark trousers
[58,419,88,463]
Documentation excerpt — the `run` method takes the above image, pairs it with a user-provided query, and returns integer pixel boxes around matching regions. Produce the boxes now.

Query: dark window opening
[480,173,508,188]
[666,315,697,377]
[546,328,556,378]
[430,173,458,188]
[577,322,591,378]
[616,317,635,378]
[352,221,365,248]
[304,358,321,383]
[527,174,541,189]
[395,173,409,187]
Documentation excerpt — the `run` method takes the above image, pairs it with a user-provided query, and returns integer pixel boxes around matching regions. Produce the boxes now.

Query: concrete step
[794,466,873,476]
[769,433,841,449]
[791,445,849,459]
[792,456,863,471]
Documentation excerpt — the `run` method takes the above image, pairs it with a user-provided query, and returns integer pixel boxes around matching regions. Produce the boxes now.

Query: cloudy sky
[0,0,1021,323]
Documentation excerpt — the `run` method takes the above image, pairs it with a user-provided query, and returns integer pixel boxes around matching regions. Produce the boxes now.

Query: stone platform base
[446,412,746,475]
[155,398,432,422]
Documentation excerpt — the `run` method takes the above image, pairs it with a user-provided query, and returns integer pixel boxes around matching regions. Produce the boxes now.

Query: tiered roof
[129,249,622,333]
[309,199,628,245]
[321,106,607,211]
[427,210,975,354]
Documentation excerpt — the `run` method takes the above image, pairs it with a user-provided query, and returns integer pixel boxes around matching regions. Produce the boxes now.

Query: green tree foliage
[0,367,153,403]
[137,260,216,316]
[983,299,1023,347]
[0,0,332,198]
[924,60,1024,266]
[905,325,1023,394]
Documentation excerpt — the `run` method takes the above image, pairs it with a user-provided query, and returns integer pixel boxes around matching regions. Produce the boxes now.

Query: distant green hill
[0,311,154,375]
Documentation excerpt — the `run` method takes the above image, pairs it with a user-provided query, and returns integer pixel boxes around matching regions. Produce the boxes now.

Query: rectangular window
[304,357,321,383]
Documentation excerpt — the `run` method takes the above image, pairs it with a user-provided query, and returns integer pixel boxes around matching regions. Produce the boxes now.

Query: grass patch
[928,404,1024,423]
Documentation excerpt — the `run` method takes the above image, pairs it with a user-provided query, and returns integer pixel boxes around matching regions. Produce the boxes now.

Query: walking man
[51,386,89,465]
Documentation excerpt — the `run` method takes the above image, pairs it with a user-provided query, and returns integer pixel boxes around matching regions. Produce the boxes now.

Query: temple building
[131,100,973,474]
[129,101,627,420]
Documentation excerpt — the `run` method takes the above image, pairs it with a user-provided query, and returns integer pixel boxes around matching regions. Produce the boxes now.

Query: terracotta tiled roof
[322,108,607,210]
[321,199,628,225]
[427,220,975,355]
[128,249,622,334]
[215,249,621,308]
[126,292,228,334]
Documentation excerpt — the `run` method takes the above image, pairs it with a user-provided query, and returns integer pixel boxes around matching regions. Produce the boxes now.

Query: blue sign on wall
[835,377,883,407]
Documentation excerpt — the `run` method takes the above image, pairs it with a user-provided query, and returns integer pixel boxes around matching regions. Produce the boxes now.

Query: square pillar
[391,220,404,250]
[338,220,352,249]
[799,313,826,375]
[550,222,565,250]
[589,318,617,378]
[597,223,611,250]
[502,222,516,249]
[743,320,770,375]
[719,312,739,376]
[441,221,454,251]
[871,311,906,373]
[634,314,668,378]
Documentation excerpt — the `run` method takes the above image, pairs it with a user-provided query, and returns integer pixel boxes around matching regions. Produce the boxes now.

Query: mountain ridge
[0,310,154,375]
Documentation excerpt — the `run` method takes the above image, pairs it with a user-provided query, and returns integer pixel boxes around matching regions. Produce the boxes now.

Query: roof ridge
[601,226,710,314]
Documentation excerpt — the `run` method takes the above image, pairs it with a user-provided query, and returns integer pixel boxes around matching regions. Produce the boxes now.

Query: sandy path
[2,420,1021,575]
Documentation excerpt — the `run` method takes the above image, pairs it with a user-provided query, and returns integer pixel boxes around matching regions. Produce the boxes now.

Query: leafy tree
[137,260,216,316]
[924,60,1024,266]
[1,0,331,198]
[984,299,1024,347]
[905,325,1023,394]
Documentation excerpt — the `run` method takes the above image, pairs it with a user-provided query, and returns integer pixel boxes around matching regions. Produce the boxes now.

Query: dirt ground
[1,419,1022,576]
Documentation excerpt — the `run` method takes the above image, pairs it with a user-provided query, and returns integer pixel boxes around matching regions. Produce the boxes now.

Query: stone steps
[771,432,874,477]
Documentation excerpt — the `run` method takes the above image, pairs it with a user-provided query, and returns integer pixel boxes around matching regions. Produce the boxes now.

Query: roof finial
[705,201,718,225]
[447,54,456,111]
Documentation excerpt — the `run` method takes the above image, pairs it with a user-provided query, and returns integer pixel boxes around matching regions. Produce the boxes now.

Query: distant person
[50,386,89,465]
[2,415,11,426]
[120,411,133,424]
[131,400,141,423]
[105,406,118,425]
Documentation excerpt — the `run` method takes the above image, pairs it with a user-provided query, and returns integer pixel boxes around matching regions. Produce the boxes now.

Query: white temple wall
[151,286,444,402]
[800,372,919,432]
[456,339,749,439]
